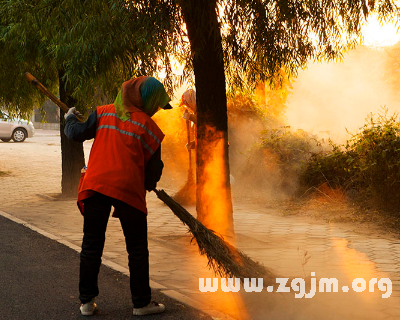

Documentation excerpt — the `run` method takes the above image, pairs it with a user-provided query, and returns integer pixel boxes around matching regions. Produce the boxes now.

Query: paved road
[0,214,211,320]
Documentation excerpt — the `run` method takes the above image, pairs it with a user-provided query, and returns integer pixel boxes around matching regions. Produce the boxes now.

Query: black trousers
[79,192,151,308]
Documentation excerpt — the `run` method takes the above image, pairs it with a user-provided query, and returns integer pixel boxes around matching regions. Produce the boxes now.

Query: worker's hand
[182,110,191,120]
[185,141,196,151]
[64,107,82,120]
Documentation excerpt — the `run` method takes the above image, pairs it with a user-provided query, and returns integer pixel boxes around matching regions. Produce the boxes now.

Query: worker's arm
[145,146,164,191]
[186,140,196,151]
[189,113,197,125]
[64,110,97,142]
[182,110,197,125]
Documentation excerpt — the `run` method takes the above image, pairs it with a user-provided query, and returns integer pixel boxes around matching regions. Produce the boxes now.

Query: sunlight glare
[362,15,400,47]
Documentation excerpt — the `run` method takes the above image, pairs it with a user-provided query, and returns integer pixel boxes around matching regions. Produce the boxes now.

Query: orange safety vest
[77,104,164,215]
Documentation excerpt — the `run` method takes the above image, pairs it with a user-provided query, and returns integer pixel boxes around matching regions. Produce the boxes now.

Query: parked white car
[0,110,35,142]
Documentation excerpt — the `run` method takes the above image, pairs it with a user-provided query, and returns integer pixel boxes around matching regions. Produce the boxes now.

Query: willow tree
[2,0,399,236]
[0,3,85,197]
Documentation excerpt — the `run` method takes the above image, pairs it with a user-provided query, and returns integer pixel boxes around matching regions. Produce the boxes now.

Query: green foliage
[0,2,58,119]
[227,90,266,121]
[259,129,322,168]
[253,129,323,192]
[299,108,400,210]
[235,128,323,196]
[1,0,399,118]
[0,0,188,117]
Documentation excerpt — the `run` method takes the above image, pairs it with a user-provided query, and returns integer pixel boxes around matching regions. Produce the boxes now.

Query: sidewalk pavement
[1,131,400,319]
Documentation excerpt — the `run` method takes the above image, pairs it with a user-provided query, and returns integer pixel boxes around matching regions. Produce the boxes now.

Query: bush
[237,128,324,196]
[299,109,400,211]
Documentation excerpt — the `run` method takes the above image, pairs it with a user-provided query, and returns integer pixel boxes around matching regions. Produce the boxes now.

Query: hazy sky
[286,15,400,142]
[286,49,400,142]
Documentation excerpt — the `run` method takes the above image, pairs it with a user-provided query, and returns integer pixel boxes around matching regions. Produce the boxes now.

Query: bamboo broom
[153,188,277,286]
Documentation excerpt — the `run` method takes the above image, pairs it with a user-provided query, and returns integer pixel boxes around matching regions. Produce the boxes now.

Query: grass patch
[299,108,400,214]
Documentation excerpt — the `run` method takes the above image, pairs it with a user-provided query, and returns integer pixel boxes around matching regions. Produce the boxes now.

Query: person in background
[64,76,172,317]
[179,89,235,186]
[179,89,197,151]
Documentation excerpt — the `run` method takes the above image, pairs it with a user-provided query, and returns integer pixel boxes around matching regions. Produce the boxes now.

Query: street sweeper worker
[64,76,172,317]
[179,89,236,187]
[179,89,197,151]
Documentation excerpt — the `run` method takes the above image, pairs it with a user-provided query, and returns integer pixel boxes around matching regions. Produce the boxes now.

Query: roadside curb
[0,209,236,320]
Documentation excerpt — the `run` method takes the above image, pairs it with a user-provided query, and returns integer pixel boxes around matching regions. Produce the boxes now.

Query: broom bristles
[154,189,277,286]
[173,174,196,206]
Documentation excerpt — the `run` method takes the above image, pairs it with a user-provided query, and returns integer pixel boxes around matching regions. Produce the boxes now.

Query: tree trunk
[58,70,85,197]
[181,0,234,237]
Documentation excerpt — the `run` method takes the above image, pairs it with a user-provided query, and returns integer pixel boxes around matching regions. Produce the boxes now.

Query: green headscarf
[114,76,171,121]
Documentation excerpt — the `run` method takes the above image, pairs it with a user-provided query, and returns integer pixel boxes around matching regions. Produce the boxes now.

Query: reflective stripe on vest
[97,113,161,145]
[97,124,155,155]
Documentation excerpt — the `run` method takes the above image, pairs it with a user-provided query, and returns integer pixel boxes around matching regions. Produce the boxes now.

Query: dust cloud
[156,45,400,202]
[152,92,191,191]
[286,45,400,142]
[230,44,400,201]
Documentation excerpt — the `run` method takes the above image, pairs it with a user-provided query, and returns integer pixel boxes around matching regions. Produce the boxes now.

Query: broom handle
[186,118,192,172]
[24,72,85,122]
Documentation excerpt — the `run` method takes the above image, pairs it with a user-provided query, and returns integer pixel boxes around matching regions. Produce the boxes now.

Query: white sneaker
[132,301,165,316]
[80,299,97,316]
